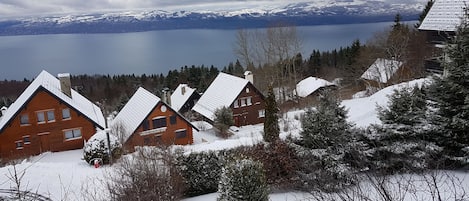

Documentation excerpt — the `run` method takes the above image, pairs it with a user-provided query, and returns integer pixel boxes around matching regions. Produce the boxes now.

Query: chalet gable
[171,84,197,112]
[192,72,254,122]
[111,87,198,143]
[0,70,105,133]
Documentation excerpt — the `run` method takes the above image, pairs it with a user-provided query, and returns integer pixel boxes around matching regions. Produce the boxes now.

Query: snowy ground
[2,78,467,201]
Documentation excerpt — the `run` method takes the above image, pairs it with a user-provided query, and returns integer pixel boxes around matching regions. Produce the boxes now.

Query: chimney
[58,73,72,97]
[1,106,7,116]
[244,71,253,83]
[181,85,186,95]
[162,88,171,106]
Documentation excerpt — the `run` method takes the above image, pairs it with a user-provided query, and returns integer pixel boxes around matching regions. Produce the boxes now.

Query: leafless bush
[306,170,468,201]
[104,147,184,201]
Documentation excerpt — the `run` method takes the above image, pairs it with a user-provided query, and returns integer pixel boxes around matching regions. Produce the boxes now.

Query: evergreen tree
[415,0,434,28]
[368,85,440,172]
[263,85,280,143]
[214,106,234,138]
[218,158,269,201]
[378,85,427,126]
[300,90,352,149]
[427,13,469,164]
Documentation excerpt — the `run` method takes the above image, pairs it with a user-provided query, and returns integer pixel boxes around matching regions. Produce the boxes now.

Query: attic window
[246,88,250,93]
[20,114,30,125]
[62,108,71,120]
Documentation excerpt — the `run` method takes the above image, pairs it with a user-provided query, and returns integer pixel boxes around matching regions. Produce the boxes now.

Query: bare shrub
[105,147,184,201]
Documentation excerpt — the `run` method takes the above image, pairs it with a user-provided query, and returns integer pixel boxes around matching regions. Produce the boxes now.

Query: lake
[0,21,408,80]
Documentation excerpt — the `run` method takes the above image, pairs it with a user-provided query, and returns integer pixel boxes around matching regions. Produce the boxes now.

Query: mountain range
[0,1,425,36]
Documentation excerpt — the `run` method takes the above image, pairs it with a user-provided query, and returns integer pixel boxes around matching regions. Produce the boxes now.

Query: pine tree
[218,158,269,201]
[263,85,280,143]
[378,85,427,126]
[300,90,352,149]
[214,106,234,138]
[427,12,469,163]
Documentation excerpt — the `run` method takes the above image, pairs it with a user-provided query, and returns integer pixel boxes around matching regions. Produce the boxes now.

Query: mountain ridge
[0,1,424,36]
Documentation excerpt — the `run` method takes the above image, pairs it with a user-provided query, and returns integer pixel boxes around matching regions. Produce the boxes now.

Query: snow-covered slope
[0,0,426,35]
[0,78,432,200]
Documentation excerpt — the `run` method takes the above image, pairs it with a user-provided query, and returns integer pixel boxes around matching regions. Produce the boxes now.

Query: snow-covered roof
[171,84,196,112]
[360,58,403,83]
[192,72,249,121]
[111,87,161,142]
[0,70,105,132]
[419,0,466,32]
[296,77,336,98]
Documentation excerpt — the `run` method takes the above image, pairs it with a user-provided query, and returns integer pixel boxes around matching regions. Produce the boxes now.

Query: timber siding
[0,89,99,160]
[123,102,194,151]
[231,83,265,127]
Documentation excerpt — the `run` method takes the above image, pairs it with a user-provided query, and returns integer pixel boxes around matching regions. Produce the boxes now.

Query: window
[37,112,45,123]
[15,140,23,149]
[142,119,150,131]
[175,129,187,139]
[20,114,29,125]
[155,135,162,143]
[233,99,239,108]
[47,110,55,122]
[152,117,166,129]
[246,88,250,93]
[247,97,252,106]
[23,136,31,144]
[64,129,82,140]
[62,108,71,120]
[36,110,55,123]
[258,109,265,118]
[170,115,177,125]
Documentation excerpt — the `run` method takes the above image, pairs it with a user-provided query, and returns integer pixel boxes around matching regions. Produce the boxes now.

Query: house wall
[230,83,265,127]
[124,102,193,151]
[0,89,97,160]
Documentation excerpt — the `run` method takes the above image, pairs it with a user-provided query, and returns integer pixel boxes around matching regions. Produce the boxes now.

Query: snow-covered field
[1,78,467,201]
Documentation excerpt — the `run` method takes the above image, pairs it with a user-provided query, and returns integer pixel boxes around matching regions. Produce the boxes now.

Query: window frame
[23,135,31,145]
[47,110,55,122]
[36,112,46,124]
[258,109,266,118]
[62,108,71,120]
[20,114,30,126]
[15,140,23,150]
[152,116,167,129]
[175,129,187,139]
[170,115,177,125]
[63,128,82,141]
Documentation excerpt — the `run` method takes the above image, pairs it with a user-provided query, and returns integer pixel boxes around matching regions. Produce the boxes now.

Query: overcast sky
[0,0,426,18]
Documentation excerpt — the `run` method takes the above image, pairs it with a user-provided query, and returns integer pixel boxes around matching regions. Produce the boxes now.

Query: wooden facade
[123,102,194,151]
[0,89,102,160]
[230,83,265,127]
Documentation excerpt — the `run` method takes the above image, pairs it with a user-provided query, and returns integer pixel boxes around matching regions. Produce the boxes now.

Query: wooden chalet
[111,87,197,151]
[296,76,337,105]
[418,0,466,74]
[170,84,200,114]
[360,58,405,89]
[0,71,105,160]
[192,72,265,127]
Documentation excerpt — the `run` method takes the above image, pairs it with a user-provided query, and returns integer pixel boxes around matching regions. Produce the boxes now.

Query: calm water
[0,21,402,80]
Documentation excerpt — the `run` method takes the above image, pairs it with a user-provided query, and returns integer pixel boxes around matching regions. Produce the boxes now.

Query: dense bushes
[177,151,224,196]
[218,158,269,201]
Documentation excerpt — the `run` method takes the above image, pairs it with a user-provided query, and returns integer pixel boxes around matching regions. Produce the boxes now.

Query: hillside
[1,78,456,201]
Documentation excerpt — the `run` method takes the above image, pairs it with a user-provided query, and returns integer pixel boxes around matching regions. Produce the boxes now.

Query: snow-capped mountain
[0,1,425,35]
